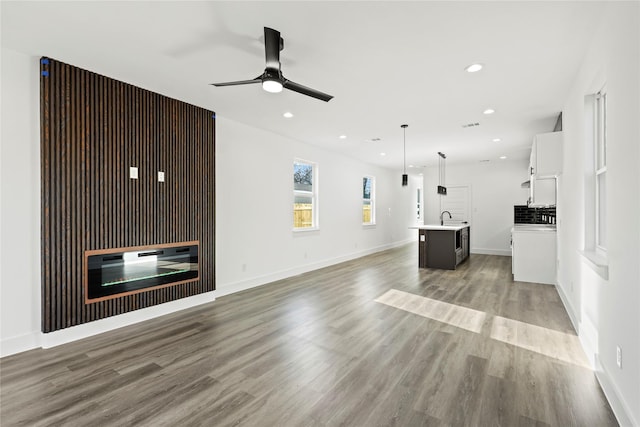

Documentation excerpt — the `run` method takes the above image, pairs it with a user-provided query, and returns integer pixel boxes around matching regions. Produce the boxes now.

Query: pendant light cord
[400,124,409,187]
[401,124,408,174]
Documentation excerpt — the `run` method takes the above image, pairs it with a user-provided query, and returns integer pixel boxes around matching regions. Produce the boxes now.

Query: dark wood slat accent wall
[40,58,215,333]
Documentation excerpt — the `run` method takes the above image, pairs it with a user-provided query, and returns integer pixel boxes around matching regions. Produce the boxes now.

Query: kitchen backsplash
[514,205,556,224]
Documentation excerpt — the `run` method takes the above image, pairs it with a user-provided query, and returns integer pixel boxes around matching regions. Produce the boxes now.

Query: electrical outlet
[616,346,622,368]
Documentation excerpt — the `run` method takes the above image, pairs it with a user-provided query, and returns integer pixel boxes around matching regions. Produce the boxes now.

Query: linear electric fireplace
[84,241,199,303]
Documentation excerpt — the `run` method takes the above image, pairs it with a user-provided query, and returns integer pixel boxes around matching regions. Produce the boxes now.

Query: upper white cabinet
[527,131,562,207]
[530,177,556,207]
[529,131,563,177]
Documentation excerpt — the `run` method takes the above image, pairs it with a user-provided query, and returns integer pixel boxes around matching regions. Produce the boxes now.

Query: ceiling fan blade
[283,79,333,102]
[211,77,261,87]
[264,27,281,70]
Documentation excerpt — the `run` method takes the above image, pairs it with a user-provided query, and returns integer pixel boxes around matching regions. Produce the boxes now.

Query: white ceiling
[1,1,605,170]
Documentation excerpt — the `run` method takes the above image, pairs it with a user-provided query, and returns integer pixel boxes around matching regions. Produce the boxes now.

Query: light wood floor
[1,244,618,426]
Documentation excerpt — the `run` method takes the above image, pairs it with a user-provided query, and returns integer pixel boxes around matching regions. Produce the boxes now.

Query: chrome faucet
[440,210,452,226]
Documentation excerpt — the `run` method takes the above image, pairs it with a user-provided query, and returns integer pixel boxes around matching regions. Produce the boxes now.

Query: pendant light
[401,124,408,186]
[437,151,447,195]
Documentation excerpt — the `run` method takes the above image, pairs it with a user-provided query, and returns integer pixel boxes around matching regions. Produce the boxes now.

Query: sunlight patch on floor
[375,289,592,369]
[374,289,486,333]
[490,315,591,368]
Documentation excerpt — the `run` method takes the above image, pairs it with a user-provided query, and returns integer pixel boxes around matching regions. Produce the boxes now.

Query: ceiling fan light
[262,79,283,93]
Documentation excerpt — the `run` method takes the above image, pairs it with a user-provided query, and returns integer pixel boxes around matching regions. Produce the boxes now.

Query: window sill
[293,227,319,233]
[579,250,609,280]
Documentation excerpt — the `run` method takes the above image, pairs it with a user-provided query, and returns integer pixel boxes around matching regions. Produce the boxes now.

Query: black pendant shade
[401,124,408,187]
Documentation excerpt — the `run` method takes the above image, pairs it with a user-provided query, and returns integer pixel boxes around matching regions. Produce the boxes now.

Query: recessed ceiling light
[283,112,293,118]
[380,152,387,156]
[408,164,414,168]
[465,63,483,73]
[339,135,347,139]
[483,109,495,115]
[493,138,501,142]
[500,155,507,159]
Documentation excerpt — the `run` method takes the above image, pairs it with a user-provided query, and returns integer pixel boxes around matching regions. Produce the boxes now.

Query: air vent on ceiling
[479,159,491,163]
[462,122,480,128]
[364,137,382,143]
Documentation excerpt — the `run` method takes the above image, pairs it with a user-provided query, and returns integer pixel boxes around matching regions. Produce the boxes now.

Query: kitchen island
[410,225,470,270]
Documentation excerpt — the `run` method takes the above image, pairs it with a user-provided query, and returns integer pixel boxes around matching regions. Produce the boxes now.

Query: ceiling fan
[211,27,333,102]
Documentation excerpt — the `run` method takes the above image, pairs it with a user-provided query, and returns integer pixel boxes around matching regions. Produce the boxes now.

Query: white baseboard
[471,247,511,256]
[0,331,41,358]
[40,291,215,349]
[216,238,413,298]
[2,239,413,356]
[594,355,637,427]
[578,315,599,370]
[555,279,579,333]
[1,292,216,357]
[556,280,636,427]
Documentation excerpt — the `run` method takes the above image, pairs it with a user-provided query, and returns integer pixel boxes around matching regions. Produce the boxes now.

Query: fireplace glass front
[86,242,198,301]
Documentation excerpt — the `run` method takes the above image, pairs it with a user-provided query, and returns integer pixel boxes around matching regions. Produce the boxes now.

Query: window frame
[580,86,609,279]
[293,159,319,231]
[594,88,607,254]
[362,175,376,226]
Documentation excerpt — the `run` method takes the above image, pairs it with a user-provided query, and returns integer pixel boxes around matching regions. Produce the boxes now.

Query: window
[582,87,608,278]
[362,176,375,225]
[595,89,607,251]
[293,160,317,230]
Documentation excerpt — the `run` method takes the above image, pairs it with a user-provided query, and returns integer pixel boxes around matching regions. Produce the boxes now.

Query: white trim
[215,238,414,298]
[470,248,511,257]
[556,280,635,426]
[555,279,579,333]
[362,175,375,226]
[579,249,609,280]
[1,332,41,358]
[594,355,637,427]
[292,227,320,234]
[293,158,318,230]
[0,292,216,357]
[578,314,599,370]
[40,292,215,349]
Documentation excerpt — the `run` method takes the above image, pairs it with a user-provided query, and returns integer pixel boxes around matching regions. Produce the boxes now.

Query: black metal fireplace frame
[83,241,199,303]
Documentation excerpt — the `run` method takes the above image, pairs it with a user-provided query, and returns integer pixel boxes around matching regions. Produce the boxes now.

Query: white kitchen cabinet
[529,131,563,177]
[527,131,562,207]
[530,177,556,207]
[512,226,557,285]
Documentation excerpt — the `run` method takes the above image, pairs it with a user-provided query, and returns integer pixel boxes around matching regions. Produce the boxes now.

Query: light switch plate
[158,171,165,182]
[129,167,138,179]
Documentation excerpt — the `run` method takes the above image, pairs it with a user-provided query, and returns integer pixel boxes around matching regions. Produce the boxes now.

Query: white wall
[215,117,414,296]
[0,49,415,356]
[0,48,42,355]
[423,159,530,256]
[556,3,639,425]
